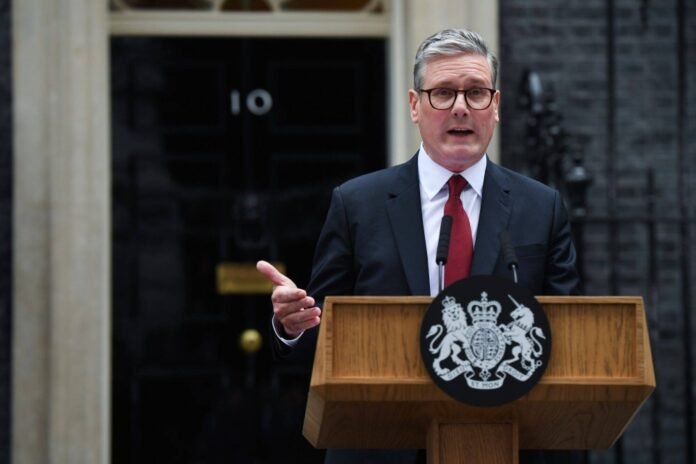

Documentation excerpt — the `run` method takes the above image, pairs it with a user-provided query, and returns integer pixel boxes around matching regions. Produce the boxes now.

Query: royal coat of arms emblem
[420,276,551,406]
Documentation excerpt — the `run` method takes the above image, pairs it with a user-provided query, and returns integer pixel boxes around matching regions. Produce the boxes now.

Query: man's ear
[408,89,420,123]
[493,90,501,122]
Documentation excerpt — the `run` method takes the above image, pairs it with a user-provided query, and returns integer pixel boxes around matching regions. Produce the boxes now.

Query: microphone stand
[499,230,519,284]
[436,215,453,294]
[438,261,445,294]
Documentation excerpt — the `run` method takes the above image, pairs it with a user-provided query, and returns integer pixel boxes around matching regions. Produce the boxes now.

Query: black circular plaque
[420,276,552,407]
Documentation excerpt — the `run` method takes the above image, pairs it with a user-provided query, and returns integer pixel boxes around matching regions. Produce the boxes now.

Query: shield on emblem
[468,324,505,369]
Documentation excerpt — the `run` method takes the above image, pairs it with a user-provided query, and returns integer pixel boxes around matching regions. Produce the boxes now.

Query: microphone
[436,215,453,293]
[499,230,519,284]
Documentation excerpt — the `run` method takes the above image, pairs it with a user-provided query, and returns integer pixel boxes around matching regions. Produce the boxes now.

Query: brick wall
[0,0,11,462]
[500,0,695,462]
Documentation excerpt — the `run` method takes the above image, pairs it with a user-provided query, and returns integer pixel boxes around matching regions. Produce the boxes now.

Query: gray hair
[413,28,499,90]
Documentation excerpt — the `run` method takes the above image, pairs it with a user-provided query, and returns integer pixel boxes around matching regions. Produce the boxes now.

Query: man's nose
[452,91,470,115]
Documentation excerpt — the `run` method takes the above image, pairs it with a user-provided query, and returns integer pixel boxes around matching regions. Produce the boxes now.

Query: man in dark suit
[258,28,580,463]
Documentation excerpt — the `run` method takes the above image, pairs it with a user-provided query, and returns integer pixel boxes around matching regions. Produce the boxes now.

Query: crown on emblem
[441,295,463,315]
[467,291,502,323]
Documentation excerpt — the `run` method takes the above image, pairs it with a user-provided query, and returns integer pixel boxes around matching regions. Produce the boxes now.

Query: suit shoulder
[491,163,559,199]
[337,161,411,196]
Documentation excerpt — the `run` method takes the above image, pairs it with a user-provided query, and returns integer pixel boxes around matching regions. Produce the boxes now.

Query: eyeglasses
[418,87,497,110]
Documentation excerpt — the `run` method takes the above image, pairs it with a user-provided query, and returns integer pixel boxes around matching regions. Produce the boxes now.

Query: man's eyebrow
[428,78,491,88]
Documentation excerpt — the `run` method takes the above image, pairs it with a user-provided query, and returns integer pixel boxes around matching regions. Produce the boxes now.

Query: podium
[303,296,655,463]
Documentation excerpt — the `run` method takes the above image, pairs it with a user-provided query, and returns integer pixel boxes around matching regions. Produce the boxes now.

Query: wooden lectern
[303,296,655,464]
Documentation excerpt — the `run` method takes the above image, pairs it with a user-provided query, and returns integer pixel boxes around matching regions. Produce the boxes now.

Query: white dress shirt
[418,146,485,296]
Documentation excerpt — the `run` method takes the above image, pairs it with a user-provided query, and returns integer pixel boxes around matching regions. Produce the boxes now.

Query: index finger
[256,260,296,289]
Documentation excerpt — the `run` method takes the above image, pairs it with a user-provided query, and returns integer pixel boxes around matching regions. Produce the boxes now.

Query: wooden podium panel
[304,296,655,450]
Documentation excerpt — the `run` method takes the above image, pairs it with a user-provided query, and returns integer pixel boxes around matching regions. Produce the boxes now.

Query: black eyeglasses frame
[418,87,497,111]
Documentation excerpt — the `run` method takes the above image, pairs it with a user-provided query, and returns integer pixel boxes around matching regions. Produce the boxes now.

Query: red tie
[444,175,473,286]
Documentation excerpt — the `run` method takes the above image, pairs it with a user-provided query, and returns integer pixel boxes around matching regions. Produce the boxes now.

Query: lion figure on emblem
[426,297,471,376]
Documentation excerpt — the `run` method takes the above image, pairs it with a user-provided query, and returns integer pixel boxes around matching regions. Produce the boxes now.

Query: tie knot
[447,175,467,196]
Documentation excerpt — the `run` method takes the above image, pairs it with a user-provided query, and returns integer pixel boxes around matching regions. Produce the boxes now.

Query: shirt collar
[417,144,487,200]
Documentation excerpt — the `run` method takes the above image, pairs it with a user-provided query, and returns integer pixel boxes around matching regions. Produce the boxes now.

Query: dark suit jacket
[274,153,579,359]
[276,154,582,464]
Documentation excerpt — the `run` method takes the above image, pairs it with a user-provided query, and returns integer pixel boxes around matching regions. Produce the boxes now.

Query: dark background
[500,0,696,462]
[110,37,386,463]
[0,0,12,463]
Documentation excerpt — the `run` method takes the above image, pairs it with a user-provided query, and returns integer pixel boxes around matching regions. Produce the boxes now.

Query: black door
[111,37,387,464]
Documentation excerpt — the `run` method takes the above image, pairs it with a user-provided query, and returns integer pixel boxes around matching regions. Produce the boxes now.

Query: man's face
[409,53,500,173]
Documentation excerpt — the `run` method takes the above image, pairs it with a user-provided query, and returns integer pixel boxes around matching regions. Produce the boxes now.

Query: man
[258,28,580,463]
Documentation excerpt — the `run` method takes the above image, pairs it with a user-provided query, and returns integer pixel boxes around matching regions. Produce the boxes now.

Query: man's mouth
[447,128,474,136]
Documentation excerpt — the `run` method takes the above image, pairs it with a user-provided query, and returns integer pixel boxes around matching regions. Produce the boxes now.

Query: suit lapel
[386,156,430,295]
[471,161,513,275]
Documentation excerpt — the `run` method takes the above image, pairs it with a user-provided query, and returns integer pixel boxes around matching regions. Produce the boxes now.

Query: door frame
[11,1,498,462]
